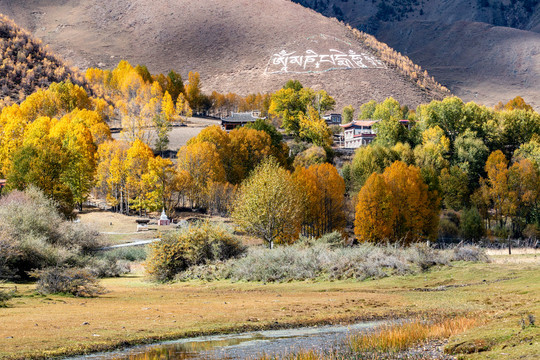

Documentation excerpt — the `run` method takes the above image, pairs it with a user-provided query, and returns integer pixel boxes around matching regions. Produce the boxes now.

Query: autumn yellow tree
[232,158,301,248]
[185,71,204,113]
[482,150,513,228]
[96,140,130,213]
[176,142,226,208]
[298,106,333,148]
[188,125,282,185]
[143,156,178,215]
[126,139,155,215]
[227,127,274,184]
[49,116,98,210]
[175,93,193,124]
[355,161,440,244]
[354,173,395,242]
[294,163,346,237]
[269,80,335,137]
[480,150,540,234]
[508,158,540,235]
[0,105,29,176]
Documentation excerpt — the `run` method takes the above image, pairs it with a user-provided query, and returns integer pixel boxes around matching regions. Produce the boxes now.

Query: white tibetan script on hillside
[265,49,386,74]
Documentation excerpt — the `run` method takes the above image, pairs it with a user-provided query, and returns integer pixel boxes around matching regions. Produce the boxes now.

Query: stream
[65,321,384,360]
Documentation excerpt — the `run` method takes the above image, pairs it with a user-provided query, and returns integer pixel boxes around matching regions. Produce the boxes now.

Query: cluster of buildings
[220,111,409,149]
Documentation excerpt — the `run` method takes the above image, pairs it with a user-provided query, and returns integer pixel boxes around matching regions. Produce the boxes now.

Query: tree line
[0,69,538,245]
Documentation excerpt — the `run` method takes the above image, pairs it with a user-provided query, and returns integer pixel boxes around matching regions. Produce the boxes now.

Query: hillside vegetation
[0,14,85,107]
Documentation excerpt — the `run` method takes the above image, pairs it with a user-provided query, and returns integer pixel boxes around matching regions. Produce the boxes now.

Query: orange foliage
[355,161,440,244]
[294,163,346,237]
[494,96,533,112]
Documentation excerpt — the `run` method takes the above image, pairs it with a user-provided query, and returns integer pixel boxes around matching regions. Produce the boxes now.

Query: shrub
[146,221,245,281]
[0,236,18,280]
[460,207,484,241]
[85,258,131,278]
[405,243,450,271]
[438,218,460,239]
[297,231,346,248]
[31,267,105,297]
[293,146,327,168]
[523,224,539,240]
[179,243,458,283]
[0,282,15,306]
[0,188,102,279]
[98,247,147,262]
[452,246,489,262]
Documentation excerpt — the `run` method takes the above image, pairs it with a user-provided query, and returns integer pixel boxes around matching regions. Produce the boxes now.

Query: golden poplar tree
[125,139,155,215]
[176,142,226,208]
[294,163,346,237]
[355,161,440,244]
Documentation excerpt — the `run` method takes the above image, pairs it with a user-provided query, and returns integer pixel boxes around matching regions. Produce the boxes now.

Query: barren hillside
[0,0,446,110]
[293,0,540,109]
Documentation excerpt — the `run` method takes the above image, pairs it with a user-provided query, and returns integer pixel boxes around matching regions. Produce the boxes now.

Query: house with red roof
[340,120,378,148]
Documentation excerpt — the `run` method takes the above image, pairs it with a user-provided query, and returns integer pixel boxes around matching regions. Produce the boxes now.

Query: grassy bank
[0,257,538,359]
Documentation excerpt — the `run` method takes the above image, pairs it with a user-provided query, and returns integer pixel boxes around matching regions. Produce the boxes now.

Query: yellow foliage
[176,142,226,207]
[298,106,333,147]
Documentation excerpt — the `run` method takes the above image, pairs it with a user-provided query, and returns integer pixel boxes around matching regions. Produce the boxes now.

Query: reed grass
[257,316,480,359]
[348,317,479,353]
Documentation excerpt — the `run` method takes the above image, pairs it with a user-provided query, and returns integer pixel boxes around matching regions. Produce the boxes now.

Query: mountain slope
[0,14,85,107]
[292,0,540,109]
[0,0,447,110]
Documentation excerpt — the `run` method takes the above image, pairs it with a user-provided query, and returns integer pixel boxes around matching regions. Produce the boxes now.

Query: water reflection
[68,322,384,360]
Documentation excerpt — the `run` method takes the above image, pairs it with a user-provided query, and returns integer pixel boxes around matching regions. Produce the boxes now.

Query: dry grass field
[0,256,538,359]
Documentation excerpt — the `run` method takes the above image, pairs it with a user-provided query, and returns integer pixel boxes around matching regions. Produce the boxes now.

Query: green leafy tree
[358,100,377,119]
[342,105,354,124]
[453,130,489,186]
[166,70,184,104]
[439,166,470,210]
[513,136,540,166]
[497,109,540,157]
[416,97,491,146]
[7,140,74,217]
[460,207,485,241]
[269,81,335,137]
[372,97,405,122]
[346,144,399,191]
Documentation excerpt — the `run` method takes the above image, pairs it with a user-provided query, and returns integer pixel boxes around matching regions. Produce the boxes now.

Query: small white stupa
[158,209,171,226]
